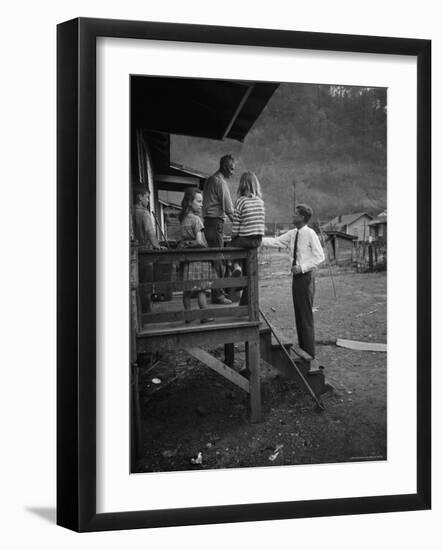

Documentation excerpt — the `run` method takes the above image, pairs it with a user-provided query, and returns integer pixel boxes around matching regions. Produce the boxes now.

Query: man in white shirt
[261,204,325,359]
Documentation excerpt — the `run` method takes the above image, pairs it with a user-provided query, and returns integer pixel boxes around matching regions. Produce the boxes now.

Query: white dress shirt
[262,225,325,273]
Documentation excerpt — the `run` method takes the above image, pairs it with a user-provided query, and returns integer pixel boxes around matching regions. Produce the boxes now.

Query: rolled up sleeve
[262,230,293,250]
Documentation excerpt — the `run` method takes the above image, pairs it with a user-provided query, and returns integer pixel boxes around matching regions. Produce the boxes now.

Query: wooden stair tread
[290,344,313,361]
[271,342,292,349]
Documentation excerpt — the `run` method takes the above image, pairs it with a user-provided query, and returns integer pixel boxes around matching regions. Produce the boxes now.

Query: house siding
[370,222,387,242]
[346,215,372,241]
[326,234,354,264]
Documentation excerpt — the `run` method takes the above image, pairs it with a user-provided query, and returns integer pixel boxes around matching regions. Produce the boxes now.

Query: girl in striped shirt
[228,171,265,303]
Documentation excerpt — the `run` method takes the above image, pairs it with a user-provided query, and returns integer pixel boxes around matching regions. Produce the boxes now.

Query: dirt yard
[134,249,387,473]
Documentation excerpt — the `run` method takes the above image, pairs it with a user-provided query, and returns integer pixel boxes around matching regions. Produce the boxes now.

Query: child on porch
[133,185,160,250]
[133,185,161,313]
[179,187,214,324]
[228,171,265,305]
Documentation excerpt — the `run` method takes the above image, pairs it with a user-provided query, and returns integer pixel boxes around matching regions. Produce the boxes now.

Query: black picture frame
[57,17,431,532]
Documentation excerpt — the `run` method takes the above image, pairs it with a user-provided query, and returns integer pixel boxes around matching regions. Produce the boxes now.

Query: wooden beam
[246,334,261,422]
[139,276,248,291]
[138,319,258,337]
[224,343,235,367]
[130,362,143,464]
[155,174,200,185]
[247,248,259,321]
[336,338,387,352]
[142,306,248,325]
[138,248,248,263]
[136,323,258,353]
[185,347,250,393]
[222,84,255,139]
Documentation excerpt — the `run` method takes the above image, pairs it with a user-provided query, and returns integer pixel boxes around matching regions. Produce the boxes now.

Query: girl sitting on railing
[228,171,265,304]
[178,187,214,324]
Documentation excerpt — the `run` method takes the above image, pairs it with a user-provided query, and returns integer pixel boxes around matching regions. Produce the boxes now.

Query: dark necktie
[292,230,299,267]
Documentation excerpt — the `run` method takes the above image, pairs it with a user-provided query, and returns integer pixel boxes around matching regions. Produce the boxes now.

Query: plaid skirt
[181,260,213,291]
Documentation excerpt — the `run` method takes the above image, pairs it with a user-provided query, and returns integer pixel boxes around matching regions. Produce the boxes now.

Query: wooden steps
[259,325,328,397]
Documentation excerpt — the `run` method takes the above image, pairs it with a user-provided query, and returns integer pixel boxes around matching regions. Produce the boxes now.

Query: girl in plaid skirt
[179,188,214,323]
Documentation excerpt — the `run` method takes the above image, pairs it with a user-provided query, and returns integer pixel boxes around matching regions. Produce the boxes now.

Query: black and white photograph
[130,76,387,474]
[1,0,434,542]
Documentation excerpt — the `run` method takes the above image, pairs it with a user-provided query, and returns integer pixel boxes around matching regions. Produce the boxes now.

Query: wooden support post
[224,343,235,367]
[130,245,142,335]
[130,244,143,468]
[245,248,261,421]
[247,248,259,322]
[130,361,143,467]
[186,347,250,393]
[368,244,374,270]
[246,334,261,423]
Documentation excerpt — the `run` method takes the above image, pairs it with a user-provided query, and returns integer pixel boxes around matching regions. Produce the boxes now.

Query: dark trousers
[229,235,262,305]
[204,217,225,301]
[292,271,316,358]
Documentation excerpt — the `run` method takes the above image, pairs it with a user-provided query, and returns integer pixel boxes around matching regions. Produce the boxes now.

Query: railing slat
[139,276,247,291]
[142,306,248,325]
[247,248,259,322]
[138,248,248,263]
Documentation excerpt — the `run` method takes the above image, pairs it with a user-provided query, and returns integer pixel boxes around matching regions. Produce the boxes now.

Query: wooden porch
[131,247,262,459]
[130,246,329,462]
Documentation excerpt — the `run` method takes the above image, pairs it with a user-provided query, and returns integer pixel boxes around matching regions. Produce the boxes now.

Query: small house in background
[322,212,373,241]
[369,210,387,243]
[323,231,355,264]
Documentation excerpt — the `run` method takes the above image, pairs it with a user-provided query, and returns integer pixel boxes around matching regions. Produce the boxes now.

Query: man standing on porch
[261,204,325,359]
[202,154,236,305]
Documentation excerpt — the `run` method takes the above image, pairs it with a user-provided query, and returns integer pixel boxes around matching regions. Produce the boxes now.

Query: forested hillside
[171,83,387,223]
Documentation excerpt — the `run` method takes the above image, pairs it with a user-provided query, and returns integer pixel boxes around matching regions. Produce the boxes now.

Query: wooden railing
[131,247,259,331]
[130,246,263,433]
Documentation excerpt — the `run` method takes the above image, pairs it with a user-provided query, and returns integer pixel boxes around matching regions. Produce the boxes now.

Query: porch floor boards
[139,317,255,337]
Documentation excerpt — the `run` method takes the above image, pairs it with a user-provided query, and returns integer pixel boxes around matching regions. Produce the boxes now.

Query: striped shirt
[231,195,265,237]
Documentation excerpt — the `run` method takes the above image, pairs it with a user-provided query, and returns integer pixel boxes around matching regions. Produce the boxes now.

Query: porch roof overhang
[155,174,200,192]
[131,76,279,142]
[155,162,208,192]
